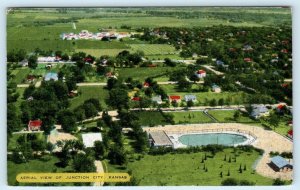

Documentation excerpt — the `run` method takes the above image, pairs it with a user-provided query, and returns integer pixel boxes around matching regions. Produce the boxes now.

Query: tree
[209,99,217,107]
[233,110,241,121]
[164,58,176,67]
[221,178,238,186]
[94,141,106,159]
[240,180,255,186]
[268,112,280,130]
[57,110,77,132]
[28,55,38,69]
[108,88,129,109]
[61,53,69,61]
[73,153,96,172]
[273,178,285,185]
[218,98,224,107]
[108,145,127,165]
[177,78,192,91]
[187,100,194,108]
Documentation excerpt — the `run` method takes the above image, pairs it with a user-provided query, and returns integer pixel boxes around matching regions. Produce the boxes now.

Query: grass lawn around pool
[69,86,109,110]
[170,111,213,124]
[208,110,257,123]
[134,111,170,126]
[105,148,274,186]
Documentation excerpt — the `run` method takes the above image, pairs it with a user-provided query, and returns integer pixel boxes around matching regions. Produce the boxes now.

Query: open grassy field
[208,110,256,123]
[117,66,184,81]
[171,111,213,124]
[10,68,31,84]
[69,86,109,109]
[134,111,169,126]
[7,156,72,186]
[129,44,178,55]
[76,48,128,57]
[105,148,274,185]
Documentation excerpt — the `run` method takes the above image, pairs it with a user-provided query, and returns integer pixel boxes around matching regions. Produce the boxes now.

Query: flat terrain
[171,111,213,124]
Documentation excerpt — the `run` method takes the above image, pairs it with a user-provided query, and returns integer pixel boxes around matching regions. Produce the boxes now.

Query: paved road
[94,160,104,186]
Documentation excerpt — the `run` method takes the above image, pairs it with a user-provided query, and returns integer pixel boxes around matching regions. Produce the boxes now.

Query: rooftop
[82,133,102,148]
[149,131,173,146]
[271,155,292,169]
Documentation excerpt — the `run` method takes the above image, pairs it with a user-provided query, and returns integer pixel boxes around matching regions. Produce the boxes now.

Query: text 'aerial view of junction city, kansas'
[6,7,293,186]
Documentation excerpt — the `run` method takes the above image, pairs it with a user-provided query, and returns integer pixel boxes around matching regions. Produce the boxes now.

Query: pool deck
[144,123,293,180]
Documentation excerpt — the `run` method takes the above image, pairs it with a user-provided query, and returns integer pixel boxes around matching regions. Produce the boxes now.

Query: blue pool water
[178,133,247,146]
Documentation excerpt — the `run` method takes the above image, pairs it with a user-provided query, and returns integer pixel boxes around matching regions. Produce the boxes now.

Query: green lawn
[8,133,46,151]
[10,68,31,84]
[76,48,128,57]
[208,110,256,123]
[171,111,213,124]
[106,148,274,185]
[129,44,178,55]
[69,86,109,110]
[134,111,170,126]
[117,66,184,81]
[7,156,72,186]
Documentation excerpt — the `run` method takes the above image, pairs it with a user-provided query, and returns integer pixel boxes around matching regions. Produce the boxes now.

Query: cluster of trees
[74,98,102,121]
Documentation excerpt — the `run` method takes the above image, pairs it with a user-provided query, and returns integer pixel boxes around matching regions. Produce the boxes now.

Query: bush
[221,178,238,186]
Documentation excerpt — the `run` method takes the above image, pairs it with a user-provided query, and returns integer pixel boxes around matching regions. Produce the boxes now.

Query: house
[38,56,56,63]
[143,82,150,88]
[192,53,198,58]
[131,97,141,101]
[242,45,253,51]
[287,129,293,139]
[68,90,78,97]
[18,59,28,67]
[82,133,102,148]
[196,70,206,78]
[211,84,221,93]
[27,75,36,83]
[27,96,34,101]
[184,94,197,102]
[106,72,117,79]
[44,72,58,81]
[250,104,269,119]
[169,95,181,103]
[149,131,173,148]
[216,60,224,66]
[281,49,288,53]
[276,103,287,113]
[244,58,252,63]
[45,63,52,69]
[152,95,162,104]
[270,156,293,172]
[28,120,42,131]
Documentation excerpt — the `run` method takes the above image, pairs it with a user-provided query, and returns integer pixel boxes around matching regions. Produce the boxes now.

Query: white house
[196,70,206,78]
[82,133,102,148]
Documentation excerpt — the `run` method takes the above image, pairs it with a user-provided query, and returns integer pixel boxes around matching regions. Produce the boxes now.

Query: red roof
[131,97,141,101]
[288,129,293,137]
[143,82,150,87]
[244,58,252,62]
[28,120,42,127]
[277,104,285,110]
[169,95,181,100]
[281,49,288,53]
[197,70,206,74]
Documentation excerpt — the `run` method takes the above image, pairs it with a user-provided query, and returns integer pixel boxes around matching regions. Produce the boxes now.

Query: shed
[44,72,58,81]
[270,156,293,172]
[184,94,197,102]
[149,131,173,147]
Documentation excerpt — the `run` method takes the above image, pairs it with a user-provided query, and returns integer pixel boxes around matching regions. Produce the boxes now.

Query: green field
[76,48,128,57]
[69,86,109,109]
[117,66,184,81]
[10,68,31,84]
[134,111,169,126]
[7,133,45,151]
[106,148,274,185]
[7,156,72,186]
[129,44,178,55]
[171,111,213,124]
[208,110,256,123]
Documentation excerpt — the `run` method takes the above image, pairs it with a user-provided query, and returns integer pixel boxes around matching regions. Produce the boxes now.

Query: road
[94,160,104,186]
[202,65,224,75]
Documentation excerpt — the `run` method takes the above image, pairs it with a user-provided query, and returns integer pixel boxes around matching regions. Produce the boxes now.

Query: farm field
[69,86,109,110]
[105,148,275,185]
[10,68,31,84]
[129,44,178,55]
[208,110,256,123]
[171,111,213,124]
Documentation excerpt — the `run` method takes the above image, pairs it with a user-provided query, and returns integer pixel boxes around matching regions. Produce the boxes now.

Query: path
[76,81,204,87]
[144,123,293,180]
[94,160,104,186]
[202,65,224,75]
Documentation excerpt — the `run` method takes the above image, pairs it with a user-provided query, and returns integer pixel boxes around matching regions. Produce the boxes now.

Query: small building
[28,120,42,131]
[211,84,221,93]
[18,59,28,67]
[143,82,150,88]
[196,70,206,78]
[276,103,287,113]
[270,156,293,172]
[149,131,173,147]
[281,49,288,53]
[27,75,36,83]
[250,104,269,119]
[216,60,224,66]
[287,129,293,139]
[169,95,181,103]
[242,45,253,51]
[44,72,58,81]
[184,94,197,102]
[152,95,162,104]
[131,97,141,101]
[244,58,252,63]
[82,133,102,148]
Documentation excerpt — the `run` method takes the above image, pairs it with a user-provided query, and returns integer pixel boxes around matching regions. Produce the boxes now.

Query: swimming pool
[178,133,248,146]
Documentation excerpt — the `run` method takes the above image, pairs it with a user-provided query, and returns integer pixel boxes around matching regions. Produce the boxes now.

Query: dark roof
[149,131,173,146]
[271,156,291,169]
